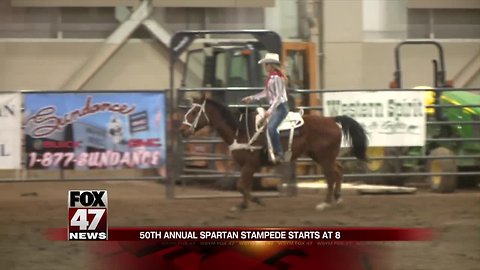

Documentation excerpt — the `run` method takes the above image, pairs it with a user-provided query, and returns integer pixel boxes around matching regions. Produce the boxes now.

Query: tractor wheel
[363,147,405,186]
[427,147,457,193]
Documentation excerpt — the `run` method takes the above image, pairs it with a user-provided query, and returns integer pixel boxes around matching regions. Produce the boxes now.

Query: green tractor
[367,40,480,192]
[178,32,317,190]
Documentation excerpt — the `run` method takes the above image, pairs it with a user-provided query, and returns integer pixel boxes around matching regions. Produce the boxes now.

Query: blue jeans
[267,102,289,155]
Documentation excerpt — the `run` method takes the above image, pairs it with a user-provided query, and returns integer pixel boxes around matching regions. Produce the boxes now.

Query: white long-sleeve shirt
[251,72,288,113]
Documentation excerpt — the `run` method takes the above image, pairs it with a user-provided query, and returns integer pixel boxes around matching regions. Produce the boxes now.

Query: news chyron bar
[68,190,108,241]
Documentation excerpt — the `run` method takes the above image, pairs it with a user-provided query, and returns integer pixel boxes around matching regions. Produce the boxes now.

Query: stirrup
[273,153,285,163]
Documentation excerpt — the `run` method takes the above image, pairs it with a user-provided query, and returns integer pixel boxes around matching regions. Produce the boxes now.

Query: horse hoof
[336,197,343,205]
[251,197,266,207]
[315,202,331,211]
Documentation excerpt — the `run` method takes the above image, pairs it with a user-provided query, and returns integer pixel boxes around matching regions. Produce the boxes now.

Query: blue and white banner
[0,93,22,169]
[323,91,426,147]
[24,92,167,171]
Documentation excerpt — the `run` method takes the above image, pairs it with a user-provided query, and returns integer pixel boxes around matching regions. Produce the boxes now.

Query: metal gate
[167,85,480,198]
[165,30,480,199]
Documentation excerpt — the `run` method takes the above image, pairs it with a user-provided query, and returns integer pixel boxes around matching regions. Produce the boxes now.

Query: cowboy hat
[258,52,280,64]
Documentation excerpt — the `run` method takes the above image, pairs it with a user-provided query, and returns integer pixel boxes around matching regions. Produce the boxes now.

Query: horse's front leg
[230,165,256,212]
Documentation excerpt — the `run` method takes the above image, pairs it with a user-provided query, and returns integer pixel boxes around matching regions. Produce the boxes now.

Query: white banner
[323,91,426,147]
[0,93,22,169]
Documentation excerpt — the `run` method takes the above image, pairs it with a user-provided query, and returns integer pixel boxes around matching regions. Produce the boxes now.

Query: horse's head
[179,97,210,137]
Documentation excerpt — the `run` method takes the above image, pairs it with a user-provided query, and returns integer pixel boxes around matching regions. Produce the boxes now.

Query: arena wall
[0,40,182,91]
[324,41,480,89]
[1,39,478,92]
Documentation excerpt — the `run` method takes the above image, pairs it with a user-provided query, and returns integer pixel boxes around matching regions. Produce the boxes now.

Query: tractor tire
[363,147,405,186]
[427,147,457,193]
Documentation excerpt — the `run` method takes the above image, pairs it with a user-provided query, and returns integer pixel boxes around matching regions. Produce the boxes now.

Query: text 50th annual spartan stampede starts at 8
[138,230,342,240]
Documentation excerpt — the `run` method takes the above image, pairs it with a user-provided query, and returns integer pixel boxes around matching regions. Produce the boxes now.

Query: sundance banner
[323,91,426,147]
[24,92,166,170]
[0,93,22,169]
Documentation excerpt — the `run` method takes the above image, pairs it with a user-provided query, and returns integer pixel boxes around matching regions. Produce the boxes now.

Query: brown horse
[179,97,368,211]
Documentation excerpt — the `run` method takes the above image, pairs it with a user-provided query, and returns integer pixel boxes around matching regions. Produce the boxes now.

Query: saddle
[255,107,304,131]
[229,107,304,164]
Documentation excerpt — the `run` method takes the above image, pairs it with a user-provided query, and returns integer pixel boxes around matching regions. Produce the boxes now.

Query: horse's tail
[334,116,369,161]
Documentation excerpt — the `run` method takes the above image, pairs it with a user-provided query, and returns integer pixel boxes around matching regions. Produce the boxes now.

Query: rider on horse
[242,52,289,163]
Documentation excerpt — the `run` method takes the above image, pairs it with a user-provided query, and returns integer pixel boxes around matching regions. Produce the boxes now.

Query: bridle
[182,99,263,152]
[182,100,210,132]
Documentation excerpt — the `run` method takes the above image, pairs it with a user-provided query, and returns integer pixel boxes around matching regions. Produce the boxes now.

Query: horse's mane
[205,98,239,131]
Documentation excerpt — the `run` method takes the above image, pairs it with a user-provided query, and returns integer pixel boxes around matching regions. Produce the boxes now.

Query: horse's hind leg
[333,161,344,205]
[315,161,336,211]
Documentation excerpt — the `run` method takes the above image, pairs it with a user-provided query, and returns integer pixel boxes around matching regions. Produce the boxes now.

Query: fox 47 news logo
[68,190,108,240]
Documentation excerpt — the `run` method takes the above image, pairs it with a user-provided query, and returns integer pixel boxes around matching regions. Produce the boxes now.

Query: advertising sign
[24,92,166,170]
[323,91,426,147]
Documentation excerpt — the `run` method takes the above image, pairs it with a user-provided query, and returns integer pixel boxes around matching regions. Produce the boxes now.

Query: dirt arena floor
[0,180,479,270]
